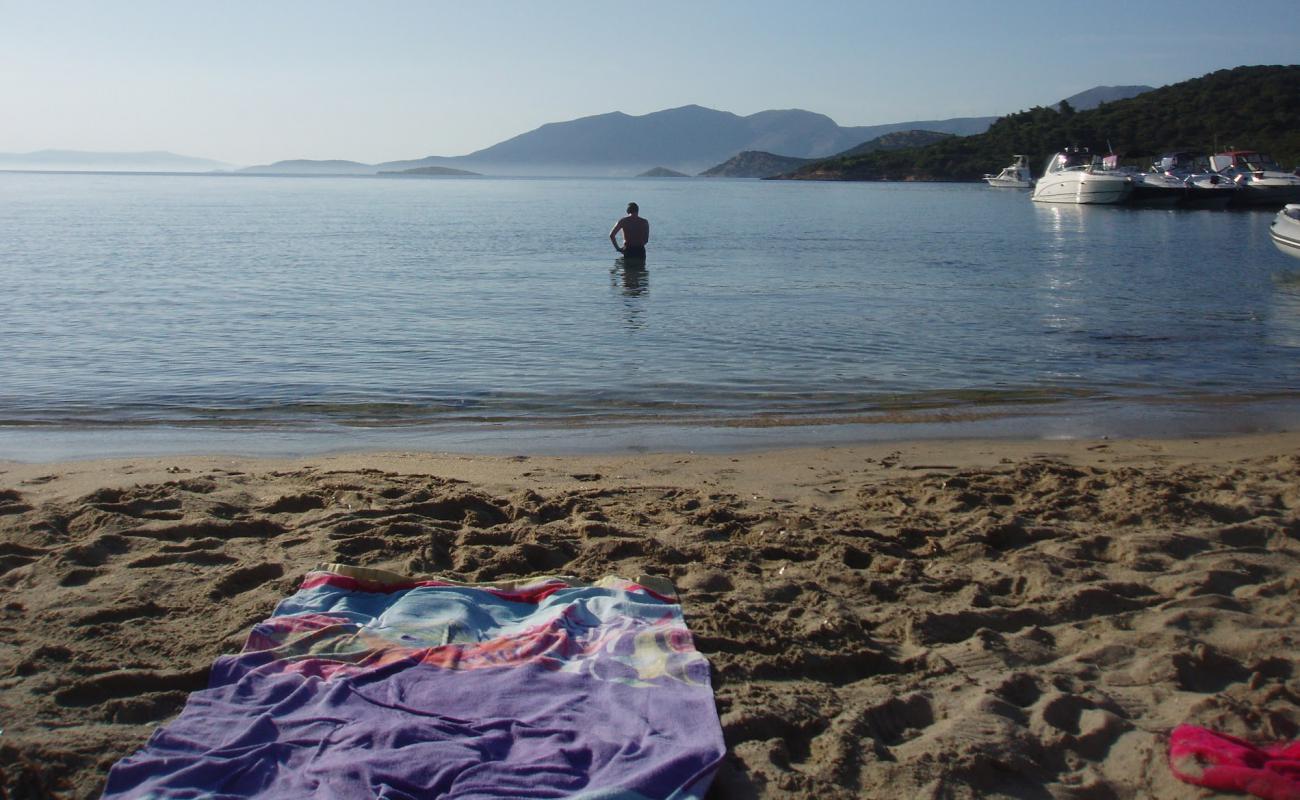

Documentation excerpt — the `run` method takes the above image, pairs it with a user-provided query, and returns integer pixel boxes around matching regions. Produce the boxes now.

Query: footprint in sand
[208,563,285,599]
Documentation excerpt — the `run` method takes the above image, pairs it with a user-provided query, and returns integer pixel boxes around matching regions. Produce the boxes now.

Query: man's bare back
[609,202,650,256]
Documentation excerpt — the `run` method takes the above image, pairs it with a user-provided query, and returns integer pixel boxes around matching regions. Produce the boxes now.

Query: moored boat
[1153,152,1238,208]
[1100,155,1184,206]
[1208,151,1300,207]
[1031,148,1132,205]
[983,155,1034,189]
[1271,204,1300,259]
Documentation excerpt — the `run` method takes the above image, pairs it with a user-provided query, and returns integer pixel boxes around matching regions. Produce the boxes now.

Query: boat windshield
[1052,151,1094,170]
[1235,153,1279,170]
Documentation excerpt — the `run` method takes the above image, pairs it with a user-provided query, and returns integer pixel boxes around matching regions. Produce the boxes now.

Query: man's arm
[609,219,625,252]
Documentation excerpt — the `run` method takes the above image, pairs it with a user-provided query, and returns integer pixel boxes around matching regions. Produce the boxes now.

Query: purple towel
[103,565,725,799]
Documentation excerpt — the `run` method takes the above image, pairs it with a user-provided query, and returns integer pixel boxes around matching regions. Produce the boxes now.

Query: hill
[699,151,814,178]
[835,129,955,158]
[700,131,954,178]
[777,66,1300,182]
[378,165,480,177]
[638,167,690,177]
[0,149,231,172]
[238,159,375,175]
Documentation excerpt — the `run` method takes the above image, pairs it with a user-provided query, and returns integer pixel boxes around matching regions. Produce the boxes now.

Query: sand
[1,433,1298,799]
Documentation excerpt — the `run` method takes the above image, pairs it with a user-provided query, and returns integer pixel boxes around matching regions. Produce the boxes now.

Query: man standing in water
[609,202,649,259]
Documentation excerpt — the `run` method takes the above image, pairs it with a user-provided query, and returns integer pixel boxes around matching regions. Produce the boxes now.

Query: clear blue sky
[2,0,1297,166]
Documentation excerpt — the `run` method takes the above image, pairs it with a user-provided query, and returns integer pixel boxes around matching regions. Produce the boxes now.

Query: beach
[1,433,1297,798]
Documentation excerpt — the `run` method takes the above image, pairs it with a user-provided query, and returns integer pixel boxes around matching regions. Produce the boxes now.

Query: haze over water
[2,171,1299,456]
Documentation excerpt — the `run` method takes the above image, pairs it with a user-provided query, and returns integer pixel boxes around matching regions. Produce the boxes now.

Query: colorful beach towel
[103,565,725,799]
[1169,724,1300,800]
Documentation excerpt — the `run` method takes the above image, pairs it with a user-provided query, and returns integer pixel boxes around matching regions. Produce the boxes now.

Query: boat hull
[1129,186,1185,206]
[1032,173,1131,204]
[1182,182,1238,209]
[1271,205,1300,259]
[983,177,1033,189]
[1232,181,1300,207]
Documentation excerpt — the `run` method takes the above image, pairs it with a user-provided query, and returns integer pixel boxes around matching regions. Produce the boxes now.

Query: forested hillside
[780,66,1300,181]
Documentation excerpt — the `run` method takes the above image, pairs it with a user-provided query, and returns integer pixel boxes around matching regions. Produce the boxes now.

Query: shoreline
[3,394,1300,463]
[3,431,1299,797]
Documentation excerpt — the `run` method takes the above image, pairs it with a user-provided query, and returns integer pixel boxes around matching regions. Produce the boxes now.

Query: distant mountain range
[0,149,232,172]
[5,85,1155,178]
[364,107,996,177]
[234,106,996,177]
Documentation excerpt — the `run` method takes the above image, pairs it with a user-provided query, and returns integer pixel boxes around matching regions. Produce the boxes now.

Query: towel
[103,565,725,799]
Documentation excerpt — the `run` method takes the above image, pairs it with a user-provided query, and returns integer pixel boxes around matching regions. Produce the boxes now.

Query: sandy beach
[2,433,1298,798]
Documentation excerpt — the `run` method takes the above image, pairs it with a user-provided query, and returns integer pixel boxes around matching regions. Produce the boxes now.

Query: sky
[2,0,1298,167]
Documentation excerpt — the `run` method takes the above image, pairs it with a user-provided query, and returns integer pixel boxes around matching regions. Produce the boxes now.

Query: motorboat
[1031,148,1132,204]
[1099,155,1184,206]
[1271,204,1300,259]
[983,155,1034,188]
[1208,151,1300,207]
[1153,152,1239,208]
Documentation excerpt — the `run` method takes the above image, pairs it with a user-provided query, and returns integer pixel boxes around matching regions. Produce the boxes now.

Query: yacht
[983,155,1034,188]
[1099,155,1184,206]
[1208,151,1300,206]
[1271,205,1300,260]
[1031,148,1132,204]
[1153,152,1239,208]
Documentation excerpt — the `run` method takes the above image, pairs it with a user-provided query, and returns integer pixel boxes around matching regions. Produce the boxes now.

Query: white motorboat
[983,155,1034,188]
[1208,151,1300,207]
[1153,152,1238,208]
[1031,148,1132,204]
[1099,155,1184,206]
[1271,204,1300,259]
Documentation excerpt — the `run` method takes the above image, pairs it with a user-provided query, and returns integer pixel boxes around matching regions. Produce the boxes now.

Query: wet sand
[2,434,1298,798]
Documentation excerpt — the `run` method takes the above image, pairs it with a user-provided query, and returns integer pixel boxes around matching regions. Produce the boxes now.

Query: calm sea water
[2,171,1299,456]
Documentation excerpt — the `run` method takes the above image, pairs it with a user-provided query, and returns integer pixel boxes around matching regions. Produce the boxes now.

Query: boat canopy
[1210,151,1281,172]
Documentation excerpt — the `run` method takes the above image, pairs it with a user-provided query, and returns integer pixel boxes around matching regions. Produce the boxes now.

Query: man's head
[626,202,639,215]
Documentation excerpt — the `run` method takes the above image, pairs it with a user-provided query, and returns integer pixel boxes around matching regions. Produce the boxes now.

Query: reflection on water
[610,257,649,330]
[1269,269,1300,348]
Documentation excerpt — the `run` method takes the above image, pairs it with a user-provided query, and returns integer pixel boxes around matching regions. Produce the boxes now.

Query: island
[378,166,481,177]
[637,167,690,178]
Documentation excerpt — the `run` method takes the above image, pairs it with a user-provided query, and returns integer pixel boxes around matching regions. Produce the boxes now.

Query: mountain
[775,66,1300,182]
[699,151,814,178]
[373,106,998,177]
[0,149,232,172]
[638,167,690,177]
[238,159,375,175]
[1056,84,1154,111]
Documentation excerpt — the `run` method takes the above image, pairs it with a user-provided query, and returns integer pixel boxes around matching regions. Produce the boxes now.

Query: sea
[2,171,1299,459]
